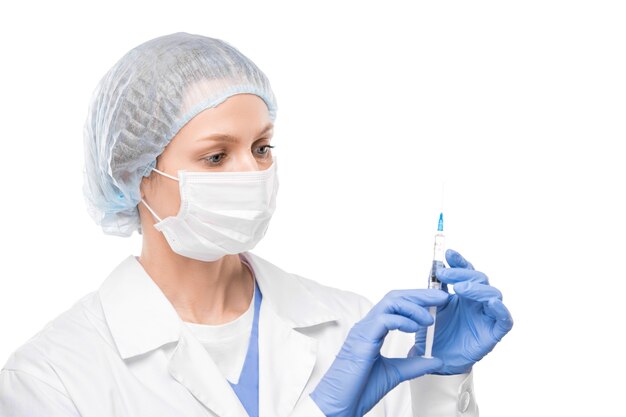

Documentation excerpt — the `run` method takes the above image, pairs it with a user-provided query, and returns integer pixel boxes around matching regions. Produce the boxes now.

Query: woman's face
[139,93,275,222]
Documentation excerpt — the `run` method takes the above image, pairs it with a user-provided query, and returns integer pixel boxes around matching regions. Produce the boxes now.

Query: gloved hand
[310,289,449,417]
[407,248,514,375]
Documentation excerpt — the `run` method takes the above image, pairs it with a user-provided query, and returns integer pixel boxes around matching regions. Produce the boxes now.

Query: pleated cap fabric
[82,32,278,237]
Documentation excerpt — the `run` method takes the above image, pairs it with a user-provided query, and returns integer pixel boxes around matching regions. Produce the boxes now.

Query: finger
[390,298,436,327]
[393,289,449,307]
[453,281,503,302]
[483,298,514,341]
[369,289,448,318]
[385,356,443,383]
[362,313,423,342]
[436,267,489,285]
[445,249,475,270]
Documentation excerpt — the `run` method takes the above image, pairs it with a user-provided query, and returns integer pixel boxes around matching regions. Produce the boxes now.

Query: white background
[1,1,624,415]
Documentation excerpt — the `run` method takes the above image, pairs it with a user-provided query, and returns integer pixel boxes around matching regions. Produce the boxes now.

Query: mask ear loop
[152,167,180,182]
[140,198,163,223]
[140,167,180,223]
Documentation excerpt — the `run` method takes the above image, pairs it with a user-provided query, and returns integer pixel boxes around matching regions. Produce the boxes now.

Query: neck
[137,231,253,325]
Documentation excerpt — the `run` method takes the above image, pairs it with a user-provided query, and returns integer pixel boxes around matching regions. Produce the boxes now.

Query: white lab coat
[0,251,478,417]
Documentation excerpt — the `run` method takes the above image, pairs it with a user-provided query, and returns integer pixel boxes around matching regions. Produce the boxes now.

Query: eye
[203,152,226,166]
[256,144,275,157]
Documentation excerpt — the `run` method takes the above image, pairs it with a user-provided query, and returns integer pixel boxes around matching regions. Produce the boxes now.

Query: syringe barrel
[428,232,445,288]
[428,259,444,288]
[433,232,445,262]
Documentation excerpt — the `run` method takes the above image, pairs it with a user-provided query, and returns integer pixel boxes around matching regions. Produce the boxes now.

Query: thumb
[386,356,444,382]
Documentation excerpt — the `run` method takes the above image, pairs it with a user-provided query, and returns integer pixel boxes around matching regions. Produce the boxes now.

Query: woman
[0,32,513,417]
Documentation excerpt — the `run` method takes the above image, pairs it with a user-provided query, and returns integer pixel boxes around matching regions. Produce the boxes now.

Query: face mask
[140,156,279,262]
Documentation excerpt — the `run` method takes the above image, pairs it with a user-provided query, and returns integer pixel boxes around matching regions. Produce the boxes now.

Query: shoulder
[245,251,375,324]
[1,291,108,393]
[293,273,412,354]
[291,271,375,319]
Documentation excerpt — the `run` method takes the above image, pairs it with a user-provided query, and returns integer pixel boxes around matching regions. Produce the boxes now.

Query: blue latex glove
[310,289,449,417]
[407,249,514,375]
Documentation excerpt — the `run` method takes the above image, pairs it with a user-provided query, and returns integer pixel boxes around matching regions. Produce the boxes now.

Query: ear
[139,175,148,199]
[139,166,157,198]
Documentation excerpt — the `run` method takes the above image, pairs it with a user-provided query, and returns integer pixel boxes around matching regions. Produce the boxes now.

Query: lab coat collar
[97,250,339,360]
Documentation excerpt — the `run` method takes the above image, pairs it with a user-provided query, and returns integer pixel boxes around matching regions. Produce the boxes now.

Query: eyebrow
[197,123,274,143]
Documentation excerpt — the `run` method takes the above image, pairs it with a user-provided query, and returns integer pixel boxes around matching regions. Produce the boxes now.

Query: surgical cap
[82,32,278,237]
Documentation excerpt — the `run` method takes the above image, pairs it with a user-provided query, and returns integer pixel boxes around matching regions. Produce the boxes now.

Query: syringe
[423,212,445,359]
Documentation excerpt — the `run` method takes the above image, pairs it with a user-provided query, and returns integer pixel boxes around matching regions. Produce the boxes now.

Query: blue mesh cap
[82,32,278,237]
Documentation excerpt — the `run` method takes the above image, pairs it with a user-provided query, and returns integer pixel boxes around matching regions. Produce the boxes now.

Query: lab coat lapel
[258,301,318,417]
[168,323,249,417]
[242,251,340,417]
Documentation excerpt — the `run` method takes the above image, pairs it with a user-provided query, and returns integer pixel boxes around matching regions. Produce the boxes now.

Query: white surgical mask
[140,156,279,262]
